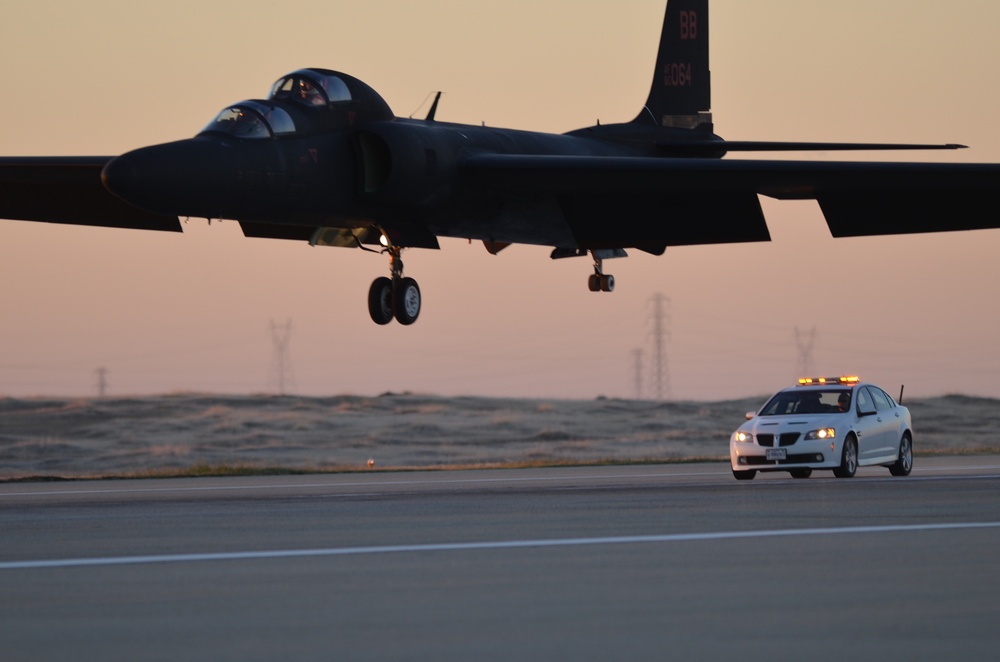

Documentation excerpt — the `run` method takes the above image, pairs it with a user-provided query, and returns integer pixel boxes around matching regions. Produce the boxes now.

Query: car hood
[737,414,846,435]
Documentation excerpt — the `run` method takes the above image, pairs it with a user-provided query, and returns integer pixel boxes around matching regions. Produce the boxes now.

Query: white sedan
[730,377,913,480]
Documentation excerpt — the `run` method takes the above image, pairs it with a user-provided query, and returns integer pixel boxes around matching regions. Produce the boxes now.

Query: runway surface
[2,457,999,661]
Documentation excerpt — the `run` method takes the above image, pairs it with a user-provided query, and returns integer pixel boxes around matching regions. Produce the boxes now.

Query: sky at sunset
[2,0,1000,401]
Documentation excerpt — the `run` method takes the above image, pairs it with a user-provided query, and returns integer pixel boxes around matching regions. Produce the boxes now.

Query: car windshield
[759,389,852,416]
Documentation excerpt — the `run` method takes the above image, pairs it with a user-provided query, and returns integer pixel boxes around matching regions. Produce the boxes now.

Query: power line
[268,319,296,395]
[647,293,672,400]
[631,349,644,400]
[794,326,818,378]
[95,367,109,398]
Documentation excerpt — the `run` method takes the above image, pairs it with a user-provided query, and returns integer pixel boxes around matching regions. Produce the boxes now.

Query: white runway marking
[3,521,999,571]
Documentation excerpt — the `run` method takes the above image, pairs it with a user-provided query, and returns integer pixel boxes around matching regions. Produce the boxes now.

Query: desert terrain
[1,393,997,479]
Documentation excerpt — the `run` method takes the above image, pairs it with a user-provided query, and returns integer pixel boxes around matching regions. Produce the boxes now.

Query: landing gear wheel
[588,254,615,292]
[588,273,614,291]
[393,277,421,325]
[368,241,423,326]
[368,277,394,325]
[732,469,756,481]
[833,435,858,478]
[789,468,812,479]
[889,433,913,476]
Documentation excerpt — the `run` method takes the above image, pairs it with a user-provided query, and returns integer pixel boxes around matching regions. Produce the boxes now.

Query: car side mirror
[745,411,756,420]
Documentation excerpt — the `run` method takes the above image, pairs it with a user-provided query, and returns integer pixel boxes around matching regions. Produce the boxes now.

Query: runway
[3,458,1000,661]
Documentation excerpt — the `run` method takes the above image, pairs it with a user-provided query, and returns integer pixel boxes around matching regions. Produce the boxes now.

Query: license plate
[766,448,787,461]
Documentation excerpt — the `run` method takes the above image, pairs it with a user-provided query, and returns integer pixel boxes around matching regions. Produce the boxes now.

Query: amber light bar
[797,376,860,386]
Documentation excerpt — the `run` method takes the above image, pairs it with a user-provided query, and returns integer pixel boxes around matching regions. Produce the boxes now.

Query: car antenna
[898,385,905,404]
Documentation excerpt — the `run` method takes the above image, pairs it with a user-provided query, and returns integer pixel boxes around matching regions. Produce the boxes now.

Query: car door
[852,387,884,462]
[863,386,897,461]
[869,386,905,462]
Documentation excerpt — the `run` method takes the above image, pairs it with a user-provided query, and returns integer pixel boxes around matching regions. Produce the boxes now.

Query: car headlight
[804,428,836,440]
[732,431,753,443]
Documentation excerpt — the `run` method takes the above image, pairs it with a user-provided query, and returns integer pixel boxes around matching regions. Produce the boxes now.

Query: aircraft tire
[394,277,421,325]
[368,277,394,325]
[588,274,601,292]
[600,274,615,292]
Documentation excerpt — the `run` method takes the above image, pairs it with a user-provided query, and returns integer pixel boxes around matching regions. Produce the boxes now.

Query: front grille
[779,433,801,447]
[756,433,800,447]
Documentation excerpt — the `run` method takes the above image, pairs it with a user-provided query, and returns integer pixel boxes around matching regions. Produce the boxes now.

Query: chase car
[730,376,913,480]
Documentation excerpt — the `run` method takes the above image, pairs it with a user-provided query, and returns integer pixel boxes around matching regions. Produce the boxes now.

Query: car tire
[833,435,858,478]
[888,433,913,477]
[789,468,812,479]
[732,469,756,481]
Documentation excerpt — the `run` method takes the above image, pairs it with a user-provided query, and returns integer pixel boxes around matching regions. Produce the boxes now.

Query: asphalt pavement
[2,457,999,661]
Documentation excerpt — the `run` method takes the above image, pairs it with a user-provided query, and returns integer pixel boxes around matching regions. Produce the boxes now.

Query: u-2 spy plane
[2,0,999,325]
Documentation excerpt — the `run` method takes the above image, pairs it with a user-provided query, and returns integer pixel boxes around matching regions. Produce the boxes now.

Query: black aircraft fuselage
[4,0,1000,326]
[102,73,730,254]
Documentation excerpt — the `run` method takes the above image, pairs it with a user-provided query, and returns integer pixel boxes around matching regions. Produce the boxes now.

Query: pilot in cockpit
[297,80,326,106]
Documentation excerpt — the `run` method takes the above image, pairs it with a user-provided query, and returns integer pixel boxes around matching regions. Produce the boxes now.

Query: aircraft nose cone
[97,141,226,216]
[101,140,212,216]
[101,154,138,202]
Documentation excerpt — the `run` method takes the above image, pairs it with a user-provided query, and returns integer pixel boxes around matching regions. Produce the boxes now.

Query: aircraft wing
[4,154,997,248]
[459,154,1000,241]
[0,157,181,232]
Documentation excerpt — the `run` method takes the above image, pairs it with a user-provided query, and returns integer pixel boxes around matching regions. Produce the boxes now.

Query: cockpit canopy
[200,101,296,140]
[269,69,352,107]
[198,68,394,139]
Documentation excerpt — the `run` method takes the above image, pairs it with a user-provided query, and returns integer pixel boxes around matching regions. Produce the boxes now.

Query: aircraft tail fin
[634,0,711,130]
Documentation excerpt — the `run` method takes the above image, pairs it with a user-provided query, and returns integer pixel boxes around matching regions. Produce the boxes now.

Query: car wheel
[789,468,812,479]
[833,435,858,478]
[888,433,913,477]
[732,469,756,481]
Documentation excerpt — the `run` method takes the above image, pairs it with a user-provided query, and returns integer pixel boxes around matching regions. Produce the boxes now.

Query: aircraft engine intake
[353,124,456,207]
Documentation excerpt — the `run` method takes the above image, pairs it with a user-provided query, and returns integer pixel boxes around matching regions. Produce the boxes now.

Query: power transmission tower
[794,326,818,378]
[631,349,644,400]
[268,319,296,395]
[95,367,109,398]
[647,293,672,400]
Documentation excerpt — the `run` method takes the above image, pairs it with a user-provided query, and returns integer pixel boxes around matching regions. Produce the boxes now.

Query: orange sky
[2,0,1000,400]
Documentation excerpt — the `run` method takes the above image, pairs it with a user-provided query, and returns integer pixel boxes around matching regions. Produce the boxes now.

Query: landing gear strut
[368,246,421,325]
[587,254,615,292]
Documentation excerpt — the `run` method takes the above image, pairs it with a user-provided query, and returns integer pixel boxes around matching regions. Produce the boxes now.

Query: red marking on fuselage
[680,11,698,40]
[663,62,693,87]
